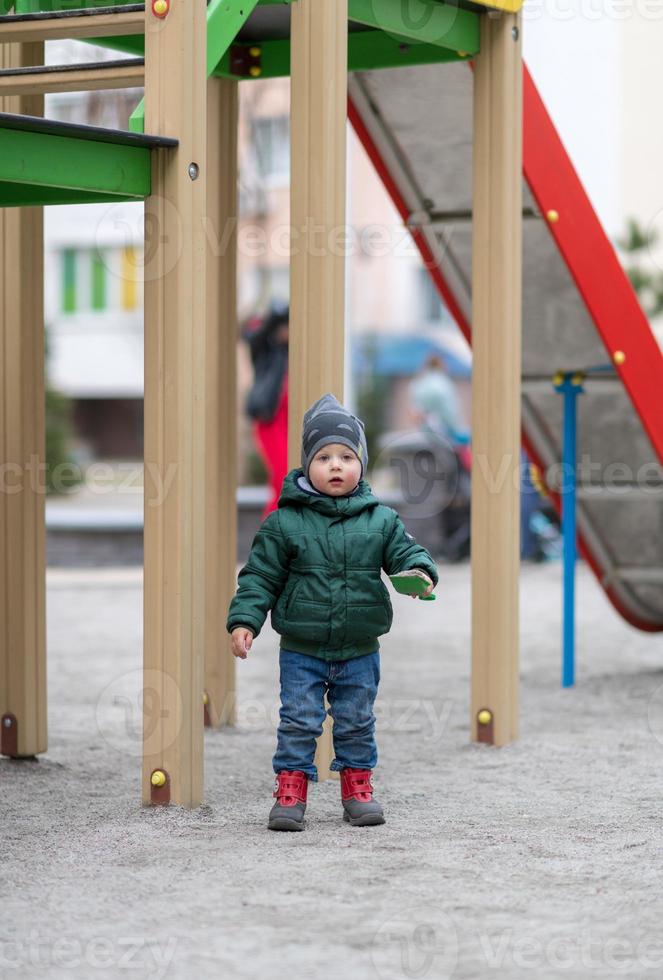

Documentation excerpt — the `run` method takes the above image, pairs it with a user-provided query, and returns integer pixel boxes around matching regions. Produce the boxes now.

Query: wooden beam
[0,9,145,44]
[471,12,523,747]
[289,0,348,781]
[142,0,207,807]
[0,41,46,760]
[205,76,238,728]
[129,0,258,135]
[0,59,144,96]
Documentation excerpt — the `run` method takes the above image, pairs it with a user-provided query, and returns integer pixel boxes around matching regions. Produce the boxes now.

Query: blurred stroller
[377,424,471,562]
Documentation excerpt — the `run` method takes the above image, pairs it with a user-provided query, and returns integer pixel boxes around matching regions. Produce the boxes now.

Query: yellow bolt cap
[613,350,626,365]
[552,371,564,387]
[249,46,261,57]
[153,0,168,15]
[203,692,209,706]
[546,209,559,224]
[477,709,492,726]
[249,66,262,77]
[571,372,585,386]
[151,770,166,787]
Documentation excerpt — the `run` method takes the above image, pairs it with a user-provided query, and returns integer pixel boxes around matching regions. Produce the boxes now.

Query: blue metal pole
[553,373,583,687]
[561,380,578,687]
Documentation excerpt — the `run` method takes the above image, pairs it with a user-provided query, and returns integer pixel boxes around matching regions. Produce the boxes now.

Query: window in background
[252,115,290,181]
[256,265,290,307]
[418,266,447,323]
[121,246,139,311]
[91,250,107,311]
[59,247,143,314]
[62,249,77,313]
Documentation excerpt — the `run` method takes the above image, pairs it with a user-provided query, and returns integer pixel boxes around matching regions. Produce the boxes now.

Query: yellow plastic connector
[529,464,548,498]
[151,770,167,788]
[469,0,524,11]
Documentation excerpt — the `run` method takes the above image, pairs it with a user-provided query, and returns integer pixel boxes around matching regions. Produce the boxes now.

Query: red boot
[341,768,385,826]
[268,770,308,831]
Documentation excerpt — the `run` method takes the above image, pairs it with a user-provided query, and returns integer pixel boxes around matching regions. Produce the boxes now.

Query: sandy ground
[3,561,663,980]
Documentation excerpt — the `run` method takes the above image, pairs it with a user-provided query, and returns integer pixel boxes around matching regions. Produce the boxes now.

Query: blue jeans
[272,649,380,781]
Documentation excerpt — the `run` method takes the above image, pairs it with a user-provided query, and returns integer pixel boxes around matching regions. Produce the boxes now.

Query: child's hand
[407,570,434,599]
[231,627,254,659]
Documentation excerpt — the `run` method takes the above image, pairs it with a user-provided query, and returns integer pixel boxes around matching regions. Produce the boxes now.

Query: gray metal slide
[348,62,663,631]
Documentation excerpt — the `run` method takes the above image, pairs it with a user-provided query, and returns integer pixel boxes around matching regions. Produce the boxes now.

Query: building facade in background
[45,46,469,479]
[49,19,663,476]
[524,6,663,343]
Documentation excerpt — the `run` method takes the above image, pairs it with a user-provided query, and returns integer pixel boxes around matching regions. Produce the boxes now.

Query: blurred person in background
[520,453,562,562]
[409,353,471,471]
[243,302,289,519]
[407,352,472,562]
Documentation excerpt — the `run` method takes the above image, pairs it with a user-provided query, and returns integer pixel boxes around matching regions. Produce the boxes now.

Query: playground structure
[1,0,661,808]
[347,56,663,681]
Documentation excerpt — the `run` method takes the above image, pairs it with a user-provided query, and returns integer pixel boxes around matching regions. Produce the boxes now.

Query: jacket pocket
[271,580,297,633]
[285,580,300,616]
[379,580,394,633]
[346,578,393,640]
[273,578,331,643]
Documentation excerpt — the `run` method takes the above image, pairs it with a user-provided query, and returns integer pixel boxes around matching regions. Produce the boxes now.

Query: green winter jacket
[226,468,439,661]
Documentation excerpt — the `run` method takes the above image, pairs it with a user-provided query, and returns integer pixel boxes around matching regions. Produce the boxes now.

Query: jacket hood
[278,468,380,519]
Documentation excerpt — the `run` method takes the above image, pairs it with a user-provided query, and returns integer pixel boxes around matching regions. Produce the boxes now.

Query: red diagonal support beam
[522,64,663,464]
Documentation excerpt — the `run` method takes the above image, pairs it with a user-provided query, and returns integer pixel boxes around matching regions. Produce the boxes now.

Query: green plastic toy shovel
[389,571,436,600]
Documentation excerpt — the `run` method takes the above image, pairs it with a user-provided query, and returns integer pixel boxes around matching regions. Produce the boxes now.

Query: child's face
[309,443,362,496]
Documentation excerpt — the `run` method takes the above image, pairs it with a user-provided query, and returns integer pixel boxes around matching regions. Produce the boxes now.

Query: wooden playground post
[289,0,348,780]
[0,41,46,760]
[471,12,523,746]
[142,0,207,806]
[205,76,238,728]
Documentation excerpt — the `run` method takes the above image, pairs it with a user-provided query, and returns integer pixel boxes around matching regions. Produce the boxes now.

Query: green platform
[0,0,484,202]
[0,113,176,206]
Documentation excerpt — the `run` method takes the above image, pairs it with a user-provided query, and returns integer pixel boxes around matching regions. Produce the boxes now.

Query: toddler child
[226,393,438,831]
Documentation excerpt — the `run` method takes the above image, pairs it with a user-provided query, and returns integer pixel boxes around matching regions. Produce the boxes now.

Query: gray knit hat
[301,393,368,479]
